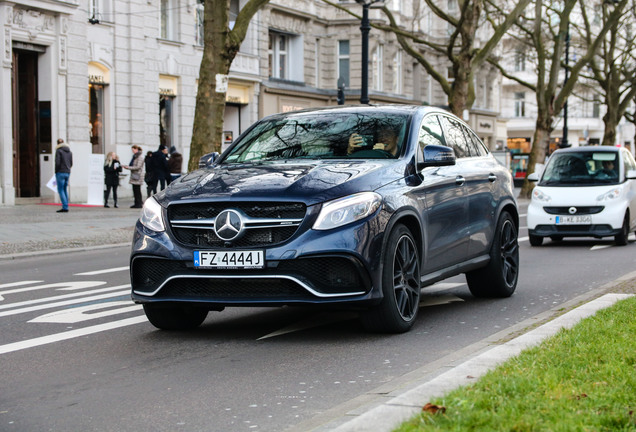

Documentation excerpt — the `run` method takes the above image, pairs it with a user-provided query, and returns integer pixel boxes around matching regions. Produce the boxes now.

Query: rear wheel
[615,213,629,246]
[143,304,208,330]
[361,224,421,333]
[467,211,519,298]
[529,234,543,246]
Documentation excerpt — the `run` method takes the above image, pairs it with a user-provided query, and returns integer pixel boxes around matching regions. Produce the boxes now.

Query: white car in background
[527,146,636,246]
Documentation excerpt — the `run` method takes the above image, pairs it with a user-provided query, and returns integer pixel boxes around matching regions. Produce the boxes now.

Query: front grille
[131,256,369,300]
[543,206,604,215]
[168,201,306,248]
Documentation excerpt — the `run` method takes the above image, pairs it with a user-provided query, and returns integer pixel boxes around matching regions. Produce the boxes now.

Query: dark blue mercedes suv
[130,105,519,333]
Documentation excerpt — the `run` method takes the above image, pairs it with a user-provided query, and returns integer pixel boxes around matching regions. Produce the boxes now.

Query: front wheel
[615,213,630,246]
[466,211,519,298]
[361,224,421,333]
[143,304,208,330]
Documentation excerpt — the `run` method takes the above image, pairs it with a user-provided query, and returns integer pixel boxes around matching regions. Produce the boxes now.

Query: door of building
[12,49,40,197]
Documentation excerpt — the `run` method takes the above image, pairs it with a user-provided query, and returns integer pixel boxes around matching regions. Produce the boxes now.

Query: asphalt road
[1,209,635,432]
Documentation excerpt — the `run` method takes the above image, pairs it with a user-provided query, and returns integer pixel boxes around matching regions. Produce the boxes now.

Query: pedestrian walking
[144,151,157,198]
[153,145,171,190]
[104,152,122,208]
[124,145,145,208]
[168,146,183,183]
[54,138,73,213]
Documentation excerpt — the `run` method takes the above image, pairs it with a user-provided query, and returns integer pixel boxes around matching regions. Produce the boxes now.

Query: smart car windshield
[540,151,619,186]
[223,111,410,163]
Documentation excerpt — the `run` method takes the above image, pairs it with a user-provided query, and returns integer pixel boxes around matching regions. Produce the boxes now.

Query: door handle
[455,176,465,186]
[488,174,497,182]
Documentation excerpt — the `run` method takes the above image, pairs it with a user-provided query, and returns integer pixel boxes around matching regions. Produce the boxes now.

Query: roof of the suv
[553,146,619,155]
[264,104,451,119]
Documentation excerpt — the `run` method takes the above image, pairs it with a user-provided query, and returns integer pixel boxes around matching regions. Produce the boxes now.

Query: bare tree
[492,0,627,198]
[188,0,270,171]
[580,0,636,147]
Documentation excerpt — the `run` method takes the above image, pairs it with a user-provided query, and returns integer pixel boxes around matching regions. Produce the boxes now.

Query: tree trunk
[519,114,552,199]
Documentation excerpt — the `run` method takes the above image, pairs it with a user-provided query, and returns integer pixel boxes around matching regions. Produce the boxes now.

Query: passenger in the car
[347,127,399,156]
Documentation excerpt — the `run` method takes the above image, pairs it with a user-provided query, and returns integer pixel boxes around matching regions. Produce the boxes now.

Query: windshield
[223,112,410,163]
[540,151,619,186]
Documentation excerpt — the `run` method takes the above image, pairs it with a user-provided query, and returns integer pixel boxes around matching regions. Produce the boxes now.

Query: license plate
[555,215,592,225]
[194,250,264,269]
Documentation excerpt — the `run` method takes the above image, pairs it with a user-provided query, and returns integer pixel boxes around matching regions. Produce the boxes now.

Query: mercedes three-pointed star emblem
[214,209,243,241]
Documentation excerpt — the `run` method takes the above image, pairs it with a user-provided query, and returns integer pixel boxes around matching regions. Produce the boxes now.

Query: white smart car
[527,146,636,246]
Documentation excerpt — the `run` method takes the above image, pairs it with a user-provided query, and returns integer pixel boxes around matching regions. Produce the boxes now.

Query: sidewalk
[0,199,141,258]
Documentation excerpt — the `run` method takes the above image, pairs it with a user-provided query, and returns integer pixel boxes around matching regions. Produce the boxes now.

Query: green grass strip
[396,296,636,432]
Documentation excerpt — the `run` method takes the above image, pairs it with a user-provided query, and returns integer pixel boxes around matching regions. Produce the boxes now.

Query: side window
[464,127,488,157]
[623,149,636,173]
[439,115,471,158]
[419,115,446,149]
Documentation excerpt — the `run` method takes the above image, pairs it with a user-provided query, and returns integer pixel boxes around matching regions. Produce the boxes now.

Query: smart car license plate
[194,250,264,269]
[555,215,592,225]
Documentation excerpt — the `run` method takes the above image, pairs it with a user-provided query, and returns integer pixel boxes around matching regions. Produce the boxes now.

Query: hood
[533,184,623,206]
[156,160,404,206]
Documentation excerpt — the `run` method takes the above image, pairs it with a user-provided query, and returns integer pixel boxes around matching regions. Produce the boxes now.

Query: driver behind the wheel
[348,127,399,156]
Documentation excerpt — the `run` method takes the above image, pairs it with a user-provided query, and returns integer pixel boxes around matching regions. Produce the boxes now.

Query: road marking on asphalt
[0,281,106,298]
[518,236,528,243]
[0,281,43,289]
[0,315,147,355]
[419,294,464,307]
[257,311,359,340]
[0,289,130,318]
[0,284,130,311]
[74,267,129,276]
[591,245,613,251]
[29,301,142,323]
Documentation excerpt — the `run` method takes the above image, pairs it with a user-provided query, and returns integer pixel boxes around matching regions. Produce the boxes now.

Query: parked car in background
[527,146,636,246]
[130,105,519,334]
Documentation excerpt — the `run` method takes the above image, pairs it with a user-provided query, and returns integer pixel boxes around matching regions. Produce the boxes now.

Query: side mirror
[626,169,636,180]
[527,172,540,182]
[417,145,456,170]
[198,152,220,169]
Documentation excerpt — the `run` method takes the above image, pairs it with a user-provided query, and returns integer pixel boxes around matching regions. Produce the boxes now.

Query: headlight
[313,192,382,231]
[597,187,622,202]
[140,197,165,232]
[532,188,551,203]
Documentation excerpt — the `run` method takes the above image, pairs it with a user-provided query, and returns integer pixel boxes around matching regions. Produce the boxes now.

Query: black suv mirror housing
[418,145,456,170]
[198,152,220,169]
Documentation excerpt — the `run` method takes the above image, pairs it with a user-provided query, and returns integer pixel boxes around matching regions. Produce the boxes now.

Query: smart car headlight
[596,187,622,202]
[313,192,382,231]
[532,188,551,203]
[140,197,166,232]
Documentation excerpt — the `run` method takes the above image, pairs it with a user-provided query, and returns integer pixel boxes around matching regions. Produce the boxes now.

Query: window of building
[269,32,288,79]
[89,0,112,23]
[447,66,455,83]
[392,51,402,94]
[514,49,526,72]
[229,0,239,29]
[88,62,109,155]
[315,38,321,88]
[195,0,204,46]
[338,40,350,88]
[161,0,177,40]
[159,75,178,151]
[592,99,601,118]
[372,44,383,91]
[514,92,525,117]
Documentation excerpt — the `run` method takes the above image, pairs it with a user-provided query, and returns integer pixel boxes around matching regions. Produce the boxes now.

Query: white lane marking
[0,284,130,311]
[421,282,464,294]
[519,213,527,218]
[0,281,44,289]
[257,311,358,340]
[0,290,130,318]
[0,316,147,355]
[519,236,528,243]
[74,267,129,276]
[29,301,141,323]
[0,281,106,297]
[591,245,612,251]
[419,294,464,307]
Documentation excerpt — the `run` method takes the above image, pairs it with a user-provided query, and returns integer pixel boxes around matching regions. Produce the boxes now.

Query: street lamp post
[561,23,570,148]
[355,0,383,105]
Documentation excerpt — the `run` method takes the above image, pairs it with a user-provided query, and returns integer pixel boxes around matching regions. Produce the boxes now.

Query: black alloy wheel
[361,224,421,333]
[467,211,519,298]
[615,213,630,246]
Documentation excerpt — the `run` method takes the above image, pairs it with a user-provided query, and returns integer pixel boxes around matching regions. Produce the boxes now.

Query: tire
[466,211,519,298]
[143,304,208,330]
[529,234,543,246]
[361,224,421,333]
[550,235,563,242]
[615,213,629,246]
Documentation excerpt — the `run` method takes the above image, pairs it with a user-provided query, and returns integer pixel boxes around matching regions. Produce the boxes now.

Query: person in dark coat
[144,151,157,198]
[153,145,171,190]
[168,146,183,183]
[54,138,73,213]
[104,152,122,208]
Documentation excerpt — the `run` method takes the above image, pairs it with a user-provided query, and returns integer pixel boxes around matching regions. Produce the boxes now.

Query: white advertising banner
[87,154,104,205]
